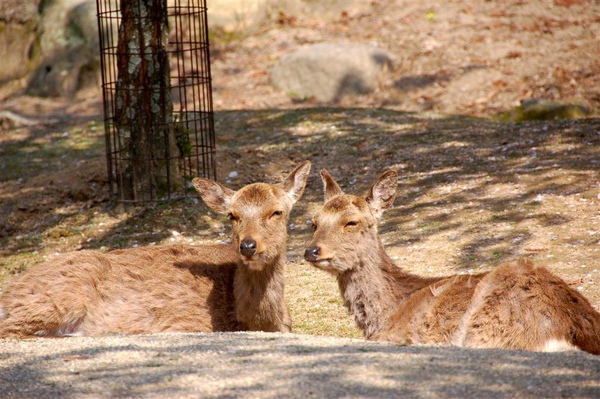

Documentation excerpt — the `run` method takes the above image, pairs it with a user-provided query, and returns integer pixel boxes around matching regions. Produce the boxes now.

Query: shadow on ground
[1,107,599,275]
[1,332,599,399]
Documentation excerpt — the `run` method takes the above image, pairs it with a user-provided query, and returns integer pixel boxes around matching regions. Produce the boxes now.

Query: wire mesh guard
[96,0,216,202]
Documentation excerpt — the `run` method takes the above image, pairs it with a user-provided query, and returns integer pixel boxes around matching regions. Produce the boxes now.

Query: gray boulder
[26,0,100,97]
[270,43,394,103]
[0,0,40,83]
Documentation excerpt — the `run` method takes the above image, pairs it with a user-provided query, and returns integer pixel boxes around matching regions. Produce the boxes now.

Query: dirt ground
[209,0,600,116]
[2,332,600,399]
[1,0,600,339]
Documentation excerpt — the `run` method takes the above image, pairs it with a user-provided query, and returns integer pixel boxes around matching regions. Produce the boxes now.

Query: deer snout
[304,246,320,262]
[240,237,257,257]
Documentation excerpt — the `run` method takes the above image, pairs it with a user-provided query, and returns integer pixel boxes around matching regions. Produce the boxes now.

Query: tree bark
[115,0,180,201]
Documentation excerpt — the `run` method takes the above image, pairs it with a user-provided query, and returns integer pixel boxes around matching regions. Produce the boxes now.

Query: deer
[0,160,311,337]
[304,168,600,354]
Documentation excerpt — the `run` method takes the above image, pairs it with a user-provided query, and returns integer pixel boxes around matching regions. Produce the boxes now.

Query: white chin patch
[315,260,332,268]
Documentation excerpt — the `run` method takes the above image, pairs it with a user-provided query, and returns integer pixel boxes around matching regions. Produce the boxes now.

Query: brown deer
[0,160,311,337]
[304,168,600,354]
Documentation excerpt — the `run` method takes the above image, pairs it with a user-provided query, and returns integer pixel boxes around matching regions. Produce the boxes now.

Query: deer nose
[304,246,320,262]
[240,237,257,257]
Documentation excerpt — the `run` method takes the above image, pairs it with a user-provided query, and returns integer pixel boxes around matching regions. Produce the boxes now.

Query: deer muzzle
[240,237,258,257]
[304,246,320,262]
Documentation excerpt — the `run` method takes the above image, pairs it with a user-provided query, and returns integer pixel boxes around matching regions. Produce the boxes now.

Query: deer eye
[311,222,317,231]
[227,213,238,222]
[345,221,359,229]
[270,210,283,219]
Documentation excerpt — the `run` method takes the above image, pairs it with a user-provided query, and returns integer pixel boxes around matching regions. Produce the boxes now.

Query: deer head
[304,169,398,275]
[193,161,311,270]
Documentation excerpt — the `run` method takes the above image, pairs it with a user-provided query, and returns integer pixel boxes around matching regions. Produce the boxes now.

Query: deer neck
[233,253,288,331]
[337,240,432,339]
[234,253,286,289]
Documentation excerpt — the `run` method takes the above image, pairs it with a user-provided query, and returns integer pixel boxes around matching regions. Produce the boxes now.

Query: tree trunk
[115,0,180,201]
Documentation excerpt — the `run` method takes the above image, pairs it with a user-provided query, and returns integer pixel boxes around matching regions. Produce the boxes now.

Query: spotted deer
[304,168,600,354]
[0,161,311,337]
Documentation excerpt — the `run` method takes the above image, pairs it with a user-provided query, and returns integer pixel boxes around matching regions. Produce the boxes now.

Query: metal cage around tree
[96,0,216,202]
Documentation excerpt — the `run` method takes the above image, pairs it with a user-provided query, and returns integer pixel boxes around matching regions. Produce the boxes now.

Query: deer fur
[0,160,311,337]
[304,168,600,354]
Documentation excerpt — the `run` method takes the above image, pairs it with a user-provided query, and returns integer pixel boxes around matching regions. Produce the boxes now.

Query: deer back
[454,259,600,353]
[0,244,240,336]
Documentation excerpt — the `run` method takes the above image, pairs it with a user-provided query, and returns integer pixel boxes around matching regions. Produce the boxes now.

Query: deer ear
[282,160,312,203]
[320,169,344,202]
[192,178,235,214]
[366,170,398,217]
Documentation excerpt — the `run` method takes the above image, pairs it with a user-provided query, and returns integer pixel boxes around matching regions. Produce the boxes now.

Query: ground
[2,332,599,398]
[0,0,599,339]
[210,0,600,116]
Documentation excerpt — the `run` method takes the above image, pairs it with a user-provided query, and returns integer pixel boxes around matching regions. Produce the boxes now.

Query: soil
[0,1,600,397]
[210,0,600,116]
[2,332,600,399]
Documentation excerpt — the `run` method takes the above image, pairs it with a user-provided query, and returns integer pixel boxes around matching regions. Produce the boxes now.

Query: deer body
[305,169,600,354]
[0,161,311,337]
[0,245,239,336]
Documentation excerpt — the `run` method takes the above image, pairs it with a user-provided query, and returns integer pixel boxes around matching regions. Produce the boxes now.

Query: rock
[0,0,103,95]
[26,0,101,97]
[270,43,394,103]
[207,0,270,32]
[0,0,39,23]
[0,0,40,83]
